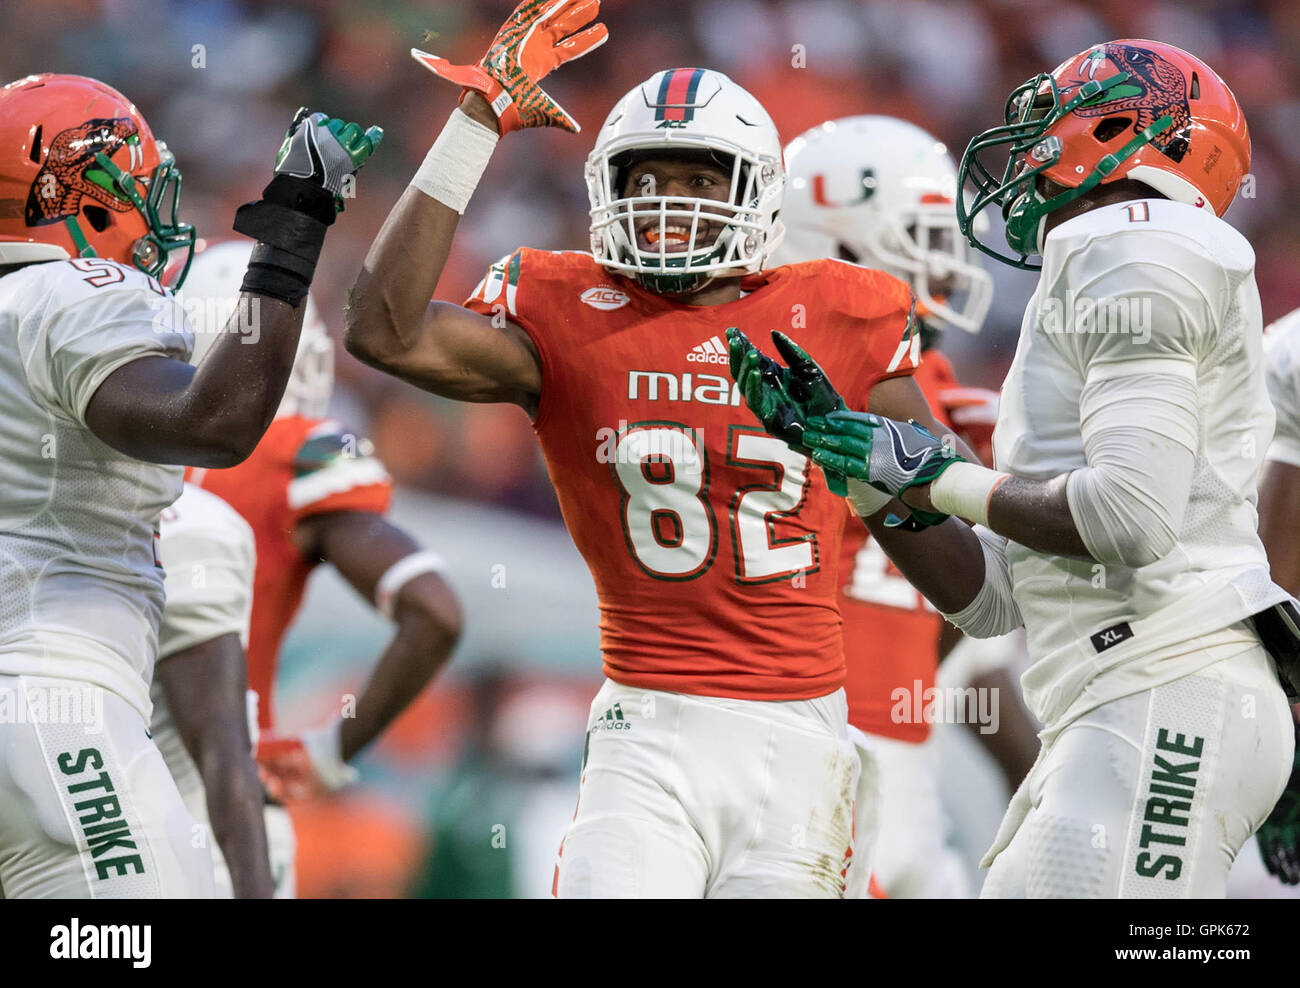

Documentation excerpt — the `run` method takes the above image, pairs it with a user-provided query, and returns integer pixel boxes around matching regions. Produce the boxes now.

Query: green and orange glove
[411,0,608,135]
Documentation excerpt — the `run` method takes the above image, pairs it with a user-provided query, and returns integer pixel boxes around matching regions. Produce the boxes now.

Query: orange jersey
[466,250,919,700]
[840,350,959,741]
[189,416,392,730]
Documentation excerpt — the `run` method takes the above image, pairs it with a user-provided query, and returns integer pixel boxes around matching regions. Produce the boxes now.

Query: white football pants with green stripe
[0,675,214,898]
[980,642,1293,898]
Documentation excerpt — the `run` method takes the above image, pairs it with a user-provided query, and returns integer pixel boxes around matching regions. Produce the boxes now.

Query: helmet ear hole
[29,125,42,164]
[609,150,633,196]
[1093,116,1131,143]
[1190,72,1200,100]
[82,204,110,232]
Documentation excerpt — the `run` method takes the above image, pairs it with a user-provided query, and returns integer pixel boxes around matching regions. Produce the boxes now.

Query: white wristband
[929,461,1011,527]
[844,477,894,518]
[410,108,499,214]
[375,550,446,620]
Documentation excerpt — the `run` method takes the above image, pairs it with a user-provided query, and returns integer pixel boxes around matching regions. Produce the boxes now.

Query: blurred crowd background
[9,0,1300,513]
[6,0,1300,897]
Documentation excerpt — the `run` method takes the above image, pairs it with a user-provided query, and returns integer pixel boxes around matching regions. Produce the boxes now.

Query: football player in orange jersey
[175,239,463,897]
[772,115,1037,898]
[345,1,973,897]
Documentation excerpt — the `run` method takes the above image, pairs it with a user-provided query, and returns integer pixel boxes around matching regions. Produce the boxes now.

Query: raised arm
[86,110,381,467]
[344,0,607,413]
[343,113,542,412]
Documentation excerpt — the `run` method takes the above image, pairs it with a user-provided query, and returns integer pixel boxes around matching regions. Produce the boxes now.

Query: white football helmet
[774,116,993,334]
[586,68,785,293]
[178,238,333,419]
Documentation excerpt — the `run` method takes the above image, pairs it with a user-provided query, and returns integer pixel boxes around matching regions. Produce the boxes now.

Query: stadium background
[7,0,1300,896]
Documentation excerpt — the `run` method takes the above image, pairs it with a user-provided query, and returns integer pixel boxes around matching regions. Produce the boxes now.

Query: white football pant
[0,675,213,898]
[263,802,297,898]
[554,680,861,898]
[981,642,1293,898]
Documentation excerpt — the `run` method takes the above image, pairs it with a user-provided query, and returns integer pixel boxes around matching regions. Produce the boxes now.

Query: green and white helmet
[585,68,785,294]
[774,115,992,335]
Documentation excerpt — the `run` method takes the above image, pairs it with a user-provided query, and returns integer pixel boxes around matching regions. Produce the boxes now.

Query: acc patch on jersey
[580,286,630,311]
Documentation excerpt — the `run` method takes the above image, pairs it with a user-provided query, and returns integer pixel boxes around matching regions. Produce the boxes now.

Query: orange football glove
[411,0,608,135]
[940,385,1000,467]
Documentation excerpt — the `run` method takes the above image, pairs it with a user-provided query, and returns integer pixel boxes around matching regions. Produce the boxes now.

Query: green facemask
[62,141,196,287]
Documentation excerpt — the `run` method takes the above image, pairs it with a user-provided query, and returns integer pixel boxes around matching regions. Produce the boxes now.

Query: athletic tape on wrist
[410,108,499,215]
[232,199,329,257]
[929,461,1011,527]
[375,550,446,620]
[233,199,330,305]
[238,262,309,305]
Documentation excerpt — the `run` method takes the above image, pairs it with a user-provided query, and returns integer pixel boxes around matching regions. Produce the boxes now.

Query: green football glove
[1257,726,1300,885]
[273,107,383,212]
[727,326,848,493]
[802,410,963,529]
[727,327,947,528]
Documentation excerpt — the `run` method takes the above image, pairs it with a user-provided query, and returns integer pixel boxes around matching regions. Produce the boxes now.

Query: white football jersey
[1264,308,1300,467]
[150,482,256,898]
[155,483,255,660]
[0,258,191,721]
[994,199,1286,729]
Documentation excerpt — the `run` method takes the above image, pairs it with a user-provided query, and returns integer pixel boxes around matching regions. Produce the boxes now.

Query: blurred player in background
[773,115,1035,898]
[152,483,272,898]
[345,0,974,897]
[178,239,463,897]
[733,40,1297,898]
[0,73,377,898]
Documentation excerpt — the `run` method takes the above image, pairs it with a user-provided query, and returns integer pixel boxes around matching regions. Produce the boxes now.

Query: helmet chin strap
[628,234,732,294]
[1003,113,1175,258]
[63,217,96,258]
[636,267,716,294]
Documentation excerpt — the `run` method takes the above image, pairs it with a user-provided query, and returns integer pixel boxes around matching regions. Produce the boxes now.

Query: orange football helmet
[958,40,1250,268]
[0,74,195,283]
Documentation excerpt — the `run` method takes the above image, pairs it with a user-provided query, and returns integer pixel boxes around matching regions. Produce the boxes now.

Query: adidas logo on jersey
[687,335,729,364]
[592,702,631,731]
[581,286,630,311]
